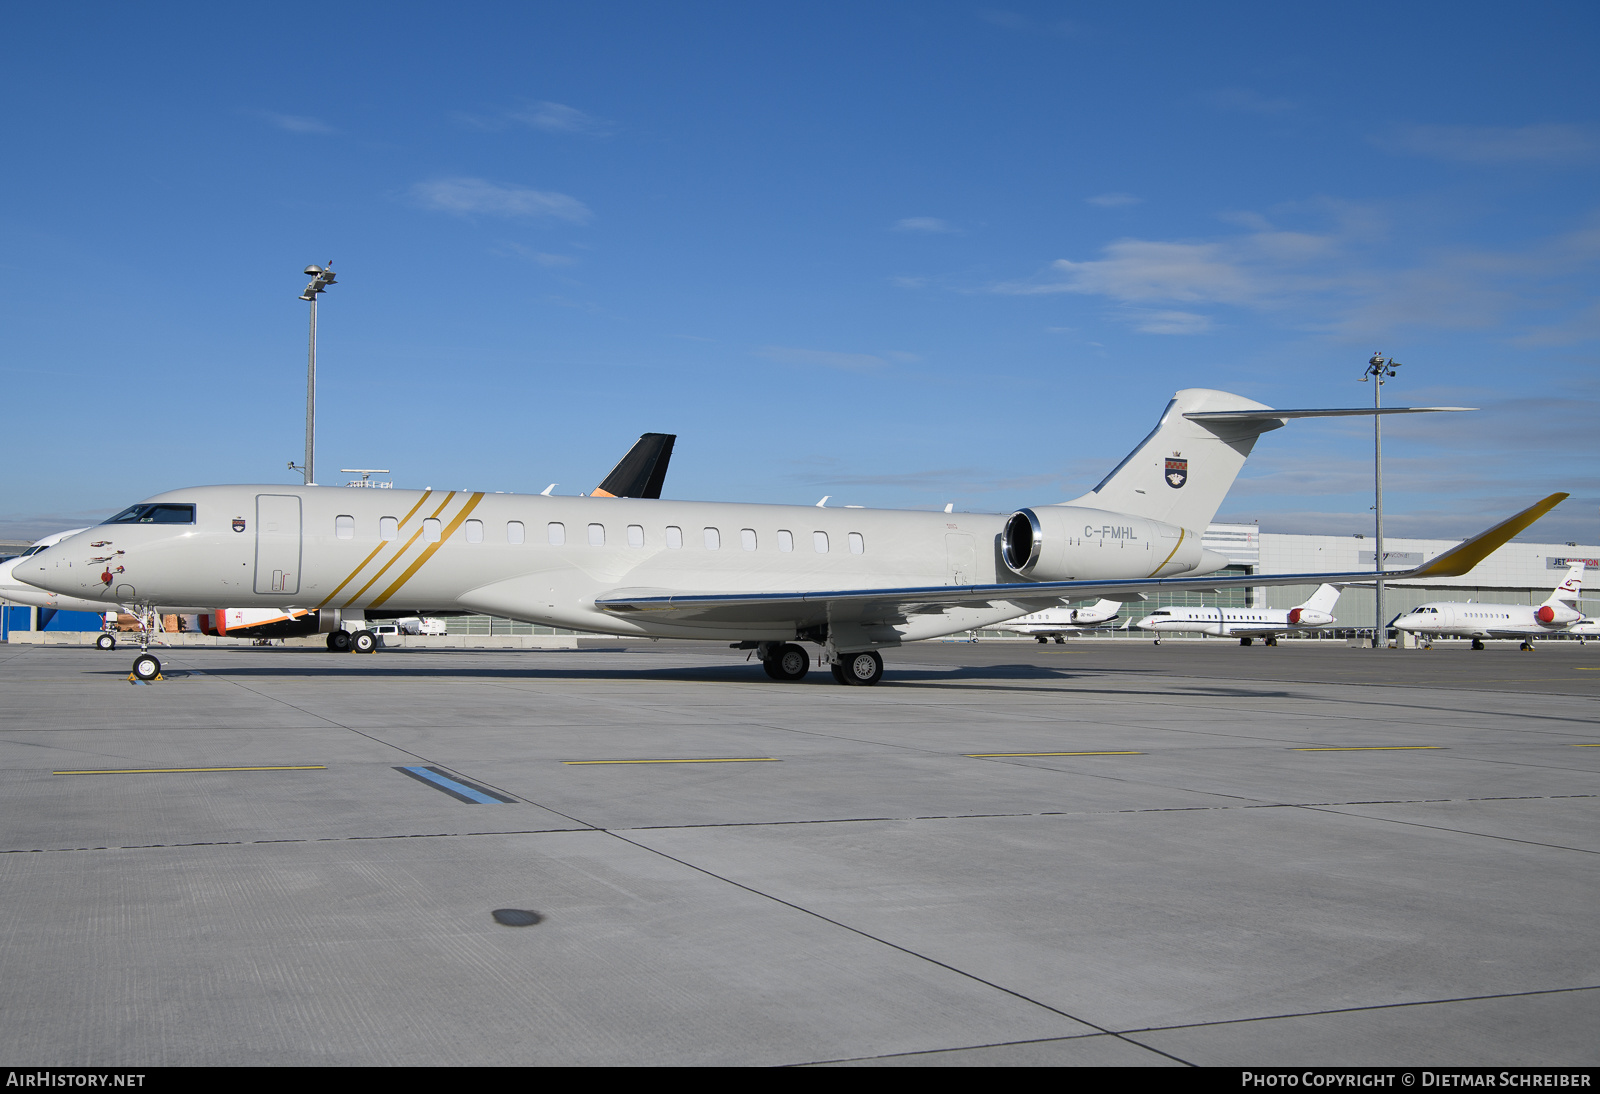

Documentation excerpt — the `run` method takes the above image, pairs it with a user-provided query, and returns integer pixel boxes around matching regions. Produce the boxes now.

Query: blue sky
[2,2,1596,543]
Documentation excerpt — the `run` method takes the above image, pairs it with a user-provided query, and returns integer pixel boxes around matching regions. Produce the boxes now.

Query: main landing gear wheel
[762,643,809,681]
[131,653,161,681]
[832,650,883,686]
[327,630,352,652]
[351,629,377,654]
[1265,636,1279,647]
[1035,635,1048,644]
[1239,636,1254,646]
[96,633,116,650]
[1054,636,1065,644]
[1520,639,1534,652]
[1471,638,1485,650]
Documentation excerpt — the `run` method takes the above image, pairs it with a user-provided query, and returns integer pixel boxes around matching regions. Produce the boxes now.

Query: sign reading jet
[1393,563,1587,650]
[1135,584,1342,645]
[20,388,1552,686]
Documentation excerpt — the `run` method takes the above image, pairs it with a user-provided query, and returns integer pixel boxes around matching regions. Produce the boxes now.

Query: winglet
[1404,493,1569,579]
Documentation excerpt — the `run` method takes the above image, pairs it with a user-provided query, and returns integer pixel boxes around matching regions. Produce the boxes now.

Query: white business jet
[994,599,1126,642]
[20,388,1548,686]
[1393,563,1587,650]
[1135,584,1342,645]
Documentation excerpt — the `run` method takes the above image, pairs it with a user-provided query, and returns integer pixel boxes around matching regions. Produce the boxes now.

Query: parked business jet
[1392,563,1587,650]
[1135,584,1342,645]
[994,599,1126,641]
[18,388,1548,685]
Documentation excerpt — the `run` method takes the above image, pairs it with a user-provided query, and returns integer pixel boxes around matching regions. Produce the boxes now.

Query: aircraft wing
[597,493,1568,626]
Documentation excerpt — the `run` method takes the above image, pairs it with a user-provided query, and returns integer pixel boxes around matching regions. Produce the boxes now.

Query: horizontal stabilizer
[1185,406,1475,424]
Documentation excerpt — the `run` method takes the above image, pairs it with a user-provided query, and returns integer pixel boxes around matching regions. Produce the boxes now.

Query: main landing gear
[756,643,884,686]
[830,650,884,686]
[1520,638,1535,652]
[1471,638,1485,650]
[325,629,375,653]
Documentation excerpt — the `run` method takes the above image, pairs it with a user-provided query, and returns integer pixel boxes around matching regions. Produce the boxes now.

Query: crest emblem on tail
[1165,453,1188,489]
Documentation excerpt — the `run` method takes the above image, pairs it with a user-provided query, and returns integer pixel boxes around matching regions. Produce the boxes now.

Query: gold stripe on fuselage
[1147,526,1186,578]
[341,492,455,609]
[317,489,434,609]
[369,492,486,608]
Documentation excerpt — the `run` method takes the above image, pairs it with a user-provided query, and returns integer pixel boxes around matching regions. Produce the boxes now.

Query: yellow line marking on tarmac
[967,751,1143,757]
[1572,744,1600,748]
[1577,667,1600,671]
[562,757,779,765]
[54,765,327,775]
[1292,746,1443,752]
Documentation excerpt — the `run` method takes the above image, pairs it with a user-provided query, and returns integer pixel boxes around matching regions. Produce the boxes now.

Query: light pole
[1360,351,1401,647]
[291,262,336,486]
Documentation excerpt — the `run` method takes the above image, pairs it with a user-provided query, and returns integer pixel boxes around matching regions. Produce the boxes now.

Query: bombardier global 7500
[14,388,1565,685]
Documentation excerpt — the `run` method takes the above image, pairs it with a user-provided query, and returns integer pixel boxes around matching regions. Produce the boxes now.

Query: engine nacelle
[1001,506,1221,582]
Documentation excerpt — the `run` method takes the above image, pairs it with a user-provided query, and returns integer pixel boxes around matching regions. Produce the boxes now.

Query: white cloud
[992,205,1600,342]
[758,346,889,371]
[1127,309,1213,335]
[255,111,336,135]
[893,217,957,233]
[1086,192,1141,208]
[507,101,612,135]
[889,275,930,289]
[411,178,592,223]
[1382,123,1600,164]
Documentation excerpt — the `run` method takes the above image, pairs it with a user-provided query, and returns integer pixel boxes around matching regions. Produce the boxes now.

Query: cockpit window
[103,503,196,525]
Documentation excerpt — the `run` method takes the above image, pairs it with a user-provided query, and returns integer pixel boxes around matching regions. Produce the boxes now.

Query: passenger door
[254,494,302,595]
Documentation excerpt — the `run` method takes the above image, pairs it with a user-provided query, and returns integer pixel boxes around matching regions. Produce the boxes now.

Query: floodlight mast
[1360,351,1401,647]
[291,262,336,486]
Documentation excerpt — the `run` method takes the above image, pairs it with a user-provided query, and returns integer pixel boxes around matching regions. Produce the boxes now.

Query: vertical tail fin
[1547,562,1584,605]
[1062,388,1281,530]
[1296,584,1342,613]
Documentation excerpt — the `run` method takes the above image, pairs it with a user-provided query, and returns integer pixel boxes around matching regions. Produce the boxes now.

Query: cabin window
[666,526,683,549]
[741,528,757,551]
[588,523,605,547]
[627,524,644,548]
[548,522,565,545]
[464,519,484,544]
[704,527,721,550]
[507,521,525,544]
[777,530,793,553]
[423,517,442,542]
[848,532,864,555]
[379,516,398,540]
[335,515,354,540]
[813,531,829,553]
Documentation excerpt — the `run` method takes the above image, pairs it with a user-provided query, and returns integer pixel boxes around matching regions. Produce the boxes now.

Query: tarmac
[1,638,1596,1066]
